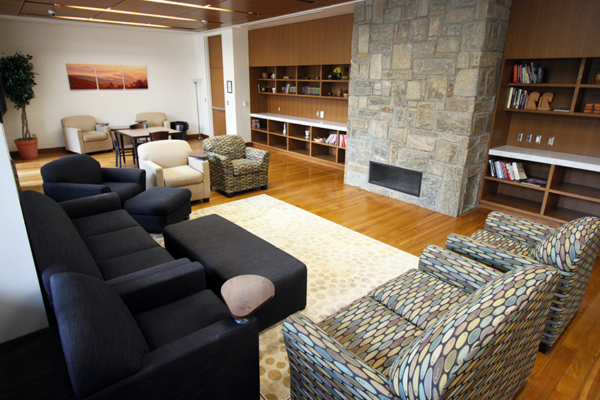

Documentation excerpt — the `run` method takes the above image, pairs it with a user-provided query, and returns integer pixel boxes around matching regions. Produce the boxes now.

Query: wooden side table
[221,275,275,324]
[189,152,209,160]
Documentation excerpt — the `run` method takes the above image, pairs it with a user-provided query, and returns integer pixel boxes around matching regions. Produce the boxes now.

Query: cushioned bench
[164,214,307,330]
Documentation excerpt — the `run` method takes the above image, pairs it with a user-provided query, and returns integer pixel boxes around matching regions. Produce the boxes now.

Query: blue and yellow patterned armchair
[284,245,558,400]
[202,135,270,197]
[446,212,600,352]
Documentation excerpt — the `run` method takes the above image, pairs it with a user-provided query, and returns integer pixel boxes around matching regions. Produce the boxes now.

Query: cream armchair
[61,115,113,154]
[135,112,171,128]
[137,140,210,202]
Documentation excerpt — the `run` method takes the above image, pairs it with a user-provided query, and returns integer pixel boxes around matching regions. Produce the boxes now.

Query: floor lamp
[191,78,202,139]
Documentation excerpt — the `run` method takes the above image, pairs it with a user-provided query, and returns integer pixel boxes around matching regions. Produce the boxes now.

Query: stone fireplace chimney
[345,0,511,217]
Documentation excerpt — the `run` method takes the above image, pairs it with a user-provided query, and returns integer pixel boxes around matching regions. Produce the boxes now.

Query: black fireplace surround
[368,161,422,197]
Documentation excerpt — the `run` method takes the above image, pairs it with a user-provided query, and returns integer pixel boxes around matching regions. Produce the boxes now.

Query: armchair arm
[60,192,122,219]
[246,147,270,165]
[206,152,234,176]
[446,233,553,274]
[188,157,211,194]
[101,168,146,190]
[418,244,501,293]
[87,318,259,400]
[106,259,206,315]
[163,120,171,129]
[484,211,556,246]
[138,160,164,188]
[62,126,85,154]
[283,313,394,399]
[43,182,110,202]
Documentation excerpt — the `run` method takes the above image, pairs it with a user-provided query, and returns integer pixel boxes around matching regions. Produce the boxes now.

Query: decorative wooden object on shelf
[538,92,554,111]
[525,91,540,109]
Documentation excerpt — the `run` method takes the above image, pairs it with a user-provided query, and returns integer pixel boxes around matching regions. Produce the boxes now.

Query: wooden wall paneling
[504,0,600,59]
[488,60,514,150]
[506,113,600,156]
[210,69,225,108]
[318,99,348,123]
[249,68,268,113]
[212,110,227,136]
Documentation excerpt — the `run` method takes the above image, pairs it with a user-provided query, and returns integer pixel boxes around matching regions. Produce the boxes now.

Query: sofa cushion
[470,229,534,256]
[232,159,265,177]
[71,209,140,238]
[532,216,600,273]
[82,131,108,142]
[135,290,230,350]
[97,247,176,281]
[318,296,423,376]
[369,269,469,330]
[104,181,144,203]
[82,226,162,263]
[40,154,103,184]
[163,166,203,187]
[51,273,148,399]
[20,191,102,302]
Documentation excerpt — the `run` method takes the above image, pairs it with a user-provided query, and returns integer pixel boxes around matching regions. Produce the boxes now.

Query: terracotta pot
[14,138,38,160]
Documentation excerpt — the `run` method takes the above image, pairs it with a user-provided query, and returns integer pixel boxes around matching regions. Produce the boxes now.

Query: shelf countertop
[251,113,347,132]
[489,145,600,172]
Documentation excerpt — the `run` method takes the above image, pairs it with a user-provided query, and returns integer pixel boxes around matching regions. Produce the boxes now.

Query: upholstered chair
[135,112,171,128]
[41,154,145,204]
[61,115,113,154]
[446,212,600,352]
[202,135,270,197]
[137,140,210,202]
[284,245,559,399]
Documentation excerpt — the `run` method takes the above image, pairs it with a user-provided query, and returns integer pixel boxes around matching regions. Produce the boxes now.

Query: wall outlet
[278,107,281,111]
[526,134,532,142]
[548,137,554,145]
[316,111,319,117]
[535,135,542,144]
[243,101,248,107]
[517,133,523,141]
[320,111,325,118]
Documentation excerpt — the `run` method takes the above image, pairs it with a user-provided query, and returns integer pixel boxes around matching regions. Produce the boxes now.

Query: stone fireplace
[344,0,511,217]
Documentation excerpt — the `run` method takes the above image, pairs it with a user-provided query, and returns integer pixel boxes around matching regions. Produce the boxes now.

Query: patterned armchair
[202,135,270,197]
[284,245,559,400]
[446,212,600,351]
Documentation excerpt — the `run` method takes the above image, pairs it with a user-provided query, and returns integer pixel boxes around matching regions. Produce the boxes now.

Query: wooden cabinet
[482,56,600,223]
[251,114,346,167]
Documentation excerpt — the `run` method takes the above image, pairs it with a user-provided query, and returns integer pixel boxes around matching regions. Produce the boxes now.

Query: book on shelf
[301,86,320,96]
[507,88,534,109]
[325,133,337,144]
[251,119,261,129]
[521,178,547,187]
[339,134,346,147]
[489,160,528,182]
[512,62,544,84]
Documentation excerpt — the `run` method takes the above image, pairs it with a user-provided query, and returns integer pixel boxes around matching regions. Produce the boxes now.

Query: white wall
[0,124,48,343]
[194,27,251,141]
[0,17,199,151]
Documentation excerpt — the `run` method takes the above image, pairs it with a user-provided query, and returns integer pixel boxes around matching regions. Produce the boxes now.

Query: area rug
[154,194,418,400]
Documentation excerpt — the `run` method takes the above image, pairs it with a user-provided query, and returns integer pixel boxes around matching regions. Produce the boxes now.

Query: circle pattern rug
[154,194,418,400]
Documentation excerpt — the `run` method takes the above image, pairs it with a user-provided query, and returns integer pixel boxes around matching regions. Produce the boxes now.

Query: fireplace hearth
[368,162,422,197]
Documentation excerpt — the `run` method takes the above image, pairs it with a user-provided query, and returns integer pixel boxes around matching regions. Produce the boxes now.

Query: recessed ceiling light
[142,0,260,15]
[55,4,200,21]
[56,16,177,29]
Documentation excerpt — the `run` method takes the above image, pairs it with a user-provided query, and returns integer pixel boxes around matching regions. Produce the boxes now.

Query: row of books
[513,62,544,84]
[506,88,531,109]
[251,119,262,129]
[282,83,296,94]
[489,160,527,181]
[301,86,321,96]
[322,134,347,147]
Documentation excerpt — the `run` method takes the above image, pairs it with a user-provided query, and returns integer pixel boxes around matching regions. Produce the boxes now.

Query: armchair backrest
[41,154,103,184]
[389,264,558,400]
[136,112,167,128]
[61,115,98,133]
[203,135,246,160]
[51,273,148,399]
[137,140,192,168]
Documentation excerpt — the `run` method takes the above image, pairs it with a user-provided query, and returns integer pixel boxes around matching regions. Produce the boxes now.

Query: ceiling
[0,0,356,32]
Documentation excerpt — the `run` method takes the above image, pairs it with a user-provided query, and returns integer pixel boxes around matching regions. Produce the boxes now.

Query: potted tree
[0,52,38,159]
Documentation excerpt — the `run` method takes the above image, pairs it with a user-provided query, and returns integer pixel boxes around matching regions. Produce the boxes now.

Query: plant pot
[14,138,38,160]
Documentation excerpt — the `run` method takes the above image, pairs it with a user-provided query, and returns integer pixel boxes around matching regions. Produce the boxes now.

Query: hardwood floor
[12,141,600,400]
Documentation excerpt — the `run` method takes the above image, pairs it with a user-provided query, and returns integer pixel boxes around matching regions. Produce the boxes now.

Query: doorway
[208,35,226,136]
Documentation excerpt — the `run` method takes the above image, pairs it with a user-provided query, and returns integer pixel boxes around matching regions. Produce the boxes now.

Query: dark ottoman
[124,187,191,233]
[164,214,307,330]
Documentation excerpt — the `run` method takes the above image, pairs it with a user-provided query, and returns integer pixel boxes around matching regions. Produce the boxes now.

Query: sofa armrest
[106,259,206,315]
[246,147,270,165]
[101,168,146,190]
[139,160,164,188]
[484,211,556,246]
[60,192,122,219]
[87,318,259,400]
[283,313,394,398]
[43,182,110,202]
[418,244,501,293]
[446,233,554,274]
[163,121,171,129]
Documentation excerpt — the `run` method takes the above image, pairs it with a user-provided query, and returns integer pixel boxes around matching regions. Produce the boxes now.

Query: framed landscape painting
[66,64,97,90]
[123,65,148,89]
[96,65,124,89]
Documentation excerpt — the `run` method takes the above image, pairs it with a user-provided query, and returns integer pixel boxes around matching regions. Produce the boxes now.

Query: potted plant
[0,52,38,159]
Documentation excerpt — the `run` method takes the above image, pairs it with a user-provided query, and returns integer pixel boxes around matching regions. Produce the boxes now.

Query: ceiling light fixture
[55,4,200,21]
[55,16,176,29]
[142,0,260,15]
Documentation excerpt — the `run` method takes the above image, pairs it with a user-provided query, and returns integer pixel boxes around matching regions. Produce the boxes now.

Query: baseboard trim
[10,146,68,158]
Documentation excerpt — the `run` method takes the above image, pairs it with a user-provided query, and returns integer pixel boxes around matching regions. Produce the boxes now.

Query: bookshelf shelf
[508,83,576,88]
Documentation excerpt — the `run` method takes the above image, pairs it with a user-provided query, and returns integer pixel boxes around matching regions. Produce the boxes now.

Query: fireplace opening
[368,162,422,197]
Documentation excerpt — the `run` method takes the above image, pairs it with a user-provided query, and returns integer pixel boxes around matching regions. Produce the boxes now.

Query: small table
[221,275,275,324]
[189,152,209,160]
[117,127,181,167]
